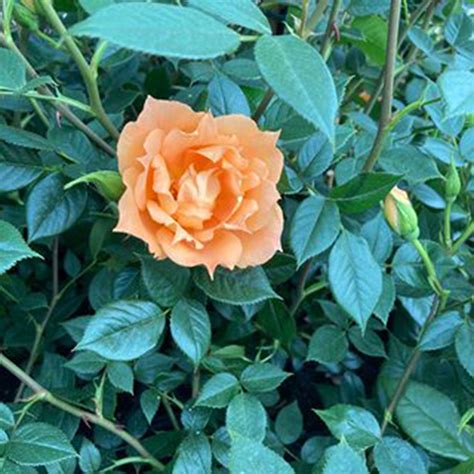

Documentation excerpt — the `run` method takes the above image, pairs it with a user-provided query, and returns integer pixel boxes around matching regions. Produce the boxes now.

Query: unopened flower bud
[445,159,461,203]
[383,187,420,241]
[14,4,39,31]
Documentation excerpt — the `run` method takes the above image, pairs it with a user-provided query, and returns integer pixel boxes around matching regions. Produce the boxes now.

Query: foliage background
[0,0,473,472]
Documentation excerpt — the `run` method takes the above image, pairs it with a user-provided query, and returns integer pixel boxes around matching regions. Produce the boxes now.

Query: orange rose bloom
[115,98,284,276]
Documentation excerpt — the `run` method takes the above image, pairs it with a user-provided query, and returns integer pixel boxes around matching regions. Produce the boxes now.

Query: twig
[365,0,434,115]
[302,0,329,39]
[362,0,402,173]
[320,0,342,58]
[15,258,97,401]
[161,393,181,431]
[0,33,116,156]
[380,292,447,434]
[252,89,274,123]
[0,354,165,471]
[451,221,474,254]
[37,0,119,139]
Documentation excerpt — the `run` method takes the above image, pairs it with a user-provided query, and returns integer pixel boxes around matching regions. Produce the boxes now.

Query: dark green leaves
[7,423,77,466]
[27,173,87,242]
[229,437,294,474]
[438,71,474,117]
[396,382,470,460]
[208,74,250,116]
[0,144,43,192]
[328,231,382,330]
[0,125,52,151]
[171,299,211,365]
[240,363,290,393]
[0,220,41,275]
[226,394,267,442]
[76,300,166,361]
[290,196,340,267]
[196,373,240,408]
[307,325,348,364]
[194,267,279,305]
[71,4,240,59]
[174,433,212,474]
[255,35,337,142]
[330,173,401,214]
[455,321,474,377]
[373,437,427,474]
[141,257,190,307]
[321,442,368,473]
[315,405,381,450]
[0,48,26,90]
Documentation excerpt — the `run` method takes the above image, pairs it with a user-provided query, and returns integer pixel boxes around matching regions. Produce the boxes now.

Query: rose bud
[383,186,420,241]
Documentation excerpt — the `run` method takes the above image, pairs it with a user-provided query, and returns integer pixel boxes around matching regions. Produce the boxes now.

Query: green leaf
[140,389,160,425]
[64,171,124,201]
[0,143,43,192]
[193,266,279,305]
[170,299,211,365]
[438,70,474,117]
[455,321,474,377]
[107,361,134,394]
[0,125,53,151]
[348,327,387,358]
[208,74,250,116]
[373,437,427,474]
[78,439,101,474]
[379,146,440,185]
[141,256,190,308]
[328,231,382,330]
[226,394,267,442]
[307,325,348,364]
[321,442,368,474]
[396,381,470,460]
[188,0,271,34]
[275,401,303,445]
[173,433,211,474]
[256,300,296,347]
[352,16,388,65]
[0,220,41,275]
[419,311,462,351]
[361,213,393,264]
[374,274,395,325]
[255,35,337,142]
[290,196,340,267]
[70,4,240,59]
[330,173,401,214]
[315,404,381,450]
[196,373,240,408]
[0,404,14,431]
[27,173,88,242]
[297,132,333,181]
[0,48,26,91]
[7,423,77,466]
[229,437,294,474]
[240,363,290,393]
[76,300,166,361]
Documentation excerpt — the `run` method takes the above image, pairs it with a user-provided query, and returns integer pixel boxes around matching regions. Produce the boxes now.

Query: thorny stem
[0,354,166,471]
[362,0,402,173]
[0,33,116,156]
[15,258,97,401]
[320,0,342,59]
[380,291,447,435]
[252,89,274,123]
[37,0,119,139]
[365,0,434,114]
[302,0,329,39]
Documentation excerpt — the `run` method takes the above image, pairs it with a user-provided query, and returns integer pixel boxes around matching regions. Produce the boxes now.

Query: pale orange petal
[236,205,283,267]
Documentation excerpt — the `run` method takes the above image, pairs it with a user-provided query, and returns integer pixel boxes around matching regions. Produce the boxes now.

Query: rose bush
[0,0,473,473]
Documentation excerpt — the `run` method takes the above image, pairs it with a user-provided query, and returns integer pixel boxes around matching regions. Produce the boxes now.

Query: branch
[37,0,119,140]
[0,34,116,156]
[320,0,342,59]
[362,0,402,173]
[0,354,165,472]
